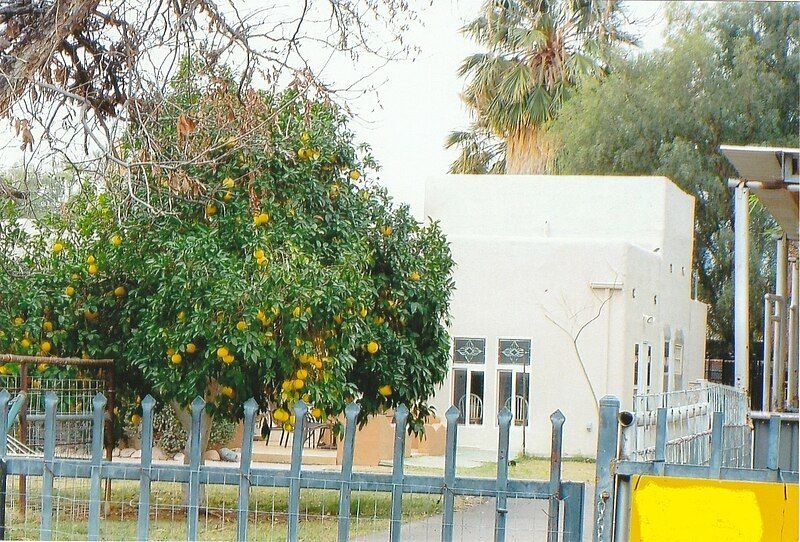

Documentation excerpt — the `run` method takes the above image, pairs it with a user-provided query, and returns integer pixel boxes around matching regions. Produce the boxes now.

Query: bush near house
[0,67,455,444]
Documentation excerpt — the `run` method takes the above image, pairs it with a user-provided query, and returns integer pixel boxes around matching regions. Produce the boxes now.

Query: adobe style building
[425,175,708,457]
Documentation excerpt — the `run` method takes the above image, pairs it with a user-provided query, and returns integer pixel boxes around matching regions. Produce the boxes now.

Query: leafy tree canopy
[549,2,799,347]
[0,67,455,436]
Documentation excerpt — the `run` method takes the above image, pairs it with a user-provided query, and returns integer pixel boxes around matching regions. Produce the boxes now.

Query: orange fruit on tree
[43,321,54,332]
[367,341,379,355]
[409,271,421,282]
[380,225,393,237]
[185,342,197,353]
[378,385,392,397]
[221,386,235,398]
[205,203,217,216]
[222,177,235,188]
[114,286,126,297]
[296,368,308,380]
[52,242,64,253]
[131,414,142,426]
[88,264,99,275]
[311,407,323,419]
[40,341,52,353]
[222,354,235,365]
[254,212,270,225]
[86,255,95,264]
[293,379,305,390]
[236,320,248,332]
[20,338,31,348]
[217,346,229,358]
[37,363,48,373]
[349,170,361,181]
[110,235,122,246]
[171,353,182,364]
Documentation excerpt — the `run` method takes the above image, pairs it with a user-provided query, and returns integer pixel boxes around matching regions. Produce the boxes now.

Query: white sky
[0,0,667,217]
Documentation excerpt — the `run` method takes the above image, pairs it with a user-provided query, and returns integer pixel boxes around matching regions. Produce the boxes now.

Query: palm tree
[448,0,634,174]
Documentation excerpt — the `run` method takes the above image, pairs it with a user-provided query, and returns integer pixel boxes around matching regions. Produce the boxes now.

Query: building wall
[425,175,708,457]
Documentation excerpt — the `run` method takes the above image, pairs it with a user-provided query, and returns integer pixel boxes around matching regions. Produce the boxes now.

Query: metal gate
[593,395,799,542]
[0,390,586,541]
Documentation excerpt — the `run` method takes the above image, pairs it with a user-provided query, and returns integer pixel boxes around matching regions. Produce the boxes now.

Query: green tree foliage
[550,2,799,347]
[0,70,455,438]
[447,0,633,174]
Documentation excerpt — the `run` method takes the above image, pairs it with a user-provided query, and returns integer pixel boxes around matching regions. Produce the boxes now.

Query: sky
[0,0,668,217]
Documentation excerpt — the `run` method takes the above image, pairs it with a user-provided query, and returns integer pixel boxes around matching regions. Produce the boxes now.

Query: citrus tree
[0,70,454,448]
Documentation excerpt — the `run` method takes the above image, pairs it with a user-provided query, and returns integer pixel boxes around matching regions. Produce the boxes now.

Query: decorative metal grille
[452,337,486,364]
[498,339,531,365]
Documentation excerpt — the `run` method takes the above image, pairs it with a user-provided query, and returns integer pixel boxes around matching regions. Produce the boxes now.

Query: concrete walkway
[354,490,593,542]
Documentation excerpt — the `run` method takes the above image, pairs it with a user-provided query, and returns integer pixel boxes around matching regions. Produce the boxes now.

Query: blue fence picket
[494,408,512,542]
[709,411,724,477]
[0,390,9,458]
[547,410,565,542]
[287,400,308,542]
[766,415,781,477]
[137,395,156,541]
[237,398,258,542]
[337,402,361,542]
[654,407,667,476]
[187,396,206,542]
[441,405,460,542]
[390,405,409,542]
[88,393,107,541]
[40,391,58,541]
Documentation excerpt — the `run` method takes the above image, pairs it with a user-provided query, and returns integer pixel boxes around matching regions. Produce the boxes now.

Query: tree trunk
[171,401,213,506]
[505,126,551,175]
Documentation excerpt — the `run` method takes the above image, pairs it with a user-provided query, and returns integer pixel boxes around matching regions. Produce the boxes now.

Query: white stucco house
[425,175,708,457]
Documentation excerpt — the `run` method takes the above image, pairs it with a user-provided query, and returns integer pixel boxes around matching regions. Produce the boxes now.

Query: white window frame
[451,337,487,426]
[496,338,532,427]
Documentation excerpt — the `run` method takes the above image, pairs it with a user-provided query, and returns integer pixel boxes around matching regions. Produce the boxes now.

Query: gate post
[594,396,620,542]
[547,410,565,542]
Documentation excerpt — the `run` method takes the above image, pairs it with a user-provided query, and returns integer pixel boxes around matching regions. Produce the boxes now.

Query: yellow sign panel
[629,475,798,542]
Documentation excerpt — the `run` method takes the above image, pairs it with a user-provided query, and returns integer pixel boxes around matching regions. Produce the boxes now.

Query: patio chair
[457,393,483,424]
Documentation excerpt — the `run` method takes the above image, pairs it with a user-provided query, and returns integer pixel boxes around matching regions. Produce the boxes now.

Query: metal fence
[630,380,751,467]
[593,395,800,542]
[0,390,585,542]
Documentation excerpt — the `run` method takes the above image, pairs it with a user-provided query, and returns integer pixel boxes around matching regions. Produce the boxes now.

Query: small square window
[498,339,531,365]
[453,337,486,364]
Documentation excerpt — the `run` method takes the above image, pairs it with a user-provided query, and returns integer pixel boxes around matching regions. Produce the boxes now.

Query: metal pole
[772,297,786,411]
[763,296,773,411]
[789,258,799,409]
[613,411,635,542]
[593,396,620,542]
[733,182,751,395]
[775,235,788,409]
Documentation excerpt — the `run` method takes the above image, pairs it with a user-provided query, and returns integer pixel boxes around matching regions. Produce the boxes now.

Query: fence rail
[0,389,584,542]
